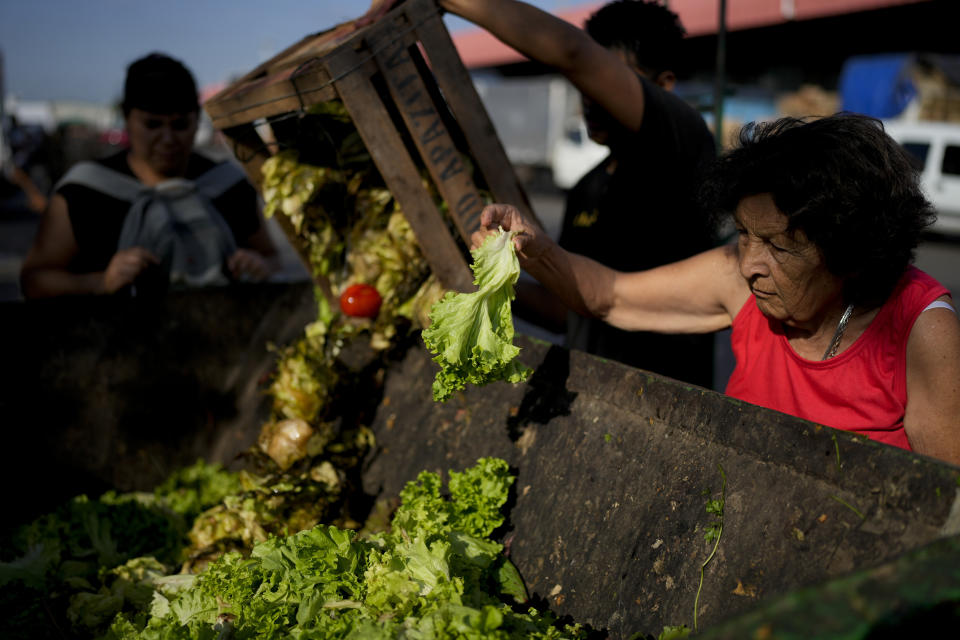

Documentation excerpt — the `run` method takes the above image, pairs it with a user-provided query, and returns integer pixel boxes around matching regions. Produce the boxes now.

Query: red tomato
[339,283,382,318]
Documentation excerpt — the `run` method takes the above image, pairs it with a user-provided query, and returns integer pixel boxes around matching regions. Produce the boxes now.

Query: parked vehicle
[549,114,609,190]
[883,119,960,235]
[473,74,607,190]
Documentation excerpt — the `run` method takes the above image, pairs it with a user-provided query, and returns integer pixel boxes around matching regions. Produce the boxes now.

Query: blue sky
[0,0,575,104]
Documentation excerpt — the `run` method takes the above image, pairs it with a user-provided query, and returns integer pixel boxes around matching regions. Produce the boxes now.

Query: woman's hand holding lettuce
[423,227,532,402]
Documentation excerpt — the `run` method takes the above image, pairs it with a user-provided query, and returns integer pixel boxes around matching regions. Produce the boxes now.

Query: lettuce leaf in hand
[423,228,532,402]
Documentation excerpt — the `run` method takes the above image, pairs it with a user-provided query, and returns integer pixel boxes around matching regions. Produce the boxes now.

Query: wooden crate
[204,0,537,292]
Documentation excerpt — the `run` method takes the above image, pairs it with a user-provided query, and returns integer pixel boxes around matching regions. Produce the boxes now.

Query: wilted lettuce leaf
[0,542,59,590]
[152,459,243,522]
[391,457,514,543]
[66,557,168,631]
[1,460,268,639]
[422,229,532,402]
[107,458,584,639]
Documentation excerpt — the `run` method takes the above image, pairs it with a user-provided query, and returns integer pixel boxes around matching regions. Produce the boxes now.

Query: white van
[882,120,960,235]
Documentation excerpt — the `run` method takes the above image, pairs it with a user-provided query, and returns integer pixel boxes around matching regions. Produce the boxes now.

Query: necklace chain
[822,303,855,360]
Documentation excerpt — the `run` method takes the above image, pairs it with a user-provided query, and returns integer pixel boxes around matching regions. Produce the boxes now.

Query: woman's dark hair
[700,113,935,308]
[122,52,198,116]
[585,0,687,77]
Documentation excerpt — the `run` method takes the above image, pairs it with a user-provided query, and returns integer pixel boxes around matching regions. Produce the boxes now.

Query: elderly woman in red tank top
[474,114,960,466]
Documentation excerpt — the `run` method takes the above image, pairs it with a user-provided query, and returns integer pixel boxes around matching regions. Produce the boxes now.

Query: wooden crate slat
[210,98,306,132]
[325,45,474,293]
[206,13,391,129]
[214,33,321,97]
[274,24,362,68]
[406,0,538,226]
[368,19,487,245]
[208,62,326,109]
[219,124,269,191]
[207,66,338,130]
[206,21,365,108]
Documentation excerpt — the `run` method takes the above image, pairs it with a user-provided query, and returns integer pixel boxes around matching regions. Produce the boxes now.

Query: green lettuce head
[422,228,532,402]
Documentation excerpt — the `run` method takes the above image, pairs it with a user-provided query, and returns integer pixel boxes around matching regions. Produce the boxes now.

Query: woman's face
[125,108,197,177]
[734,193,844,329]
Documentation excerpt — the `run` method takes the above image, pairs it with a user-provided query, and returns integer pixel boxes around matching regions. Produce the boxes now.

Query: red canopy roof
[451,0,930,69]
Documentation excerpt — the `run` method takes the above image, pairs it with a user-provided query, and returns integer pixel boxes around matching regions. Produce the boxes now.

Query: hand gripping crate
[204,0,537,293]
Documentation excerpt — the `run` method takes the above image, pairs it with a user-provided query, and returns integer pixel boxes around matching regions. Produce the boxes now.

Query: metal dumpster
[4,286,959,637]
[360,330,960,636]
[1,284,316,521]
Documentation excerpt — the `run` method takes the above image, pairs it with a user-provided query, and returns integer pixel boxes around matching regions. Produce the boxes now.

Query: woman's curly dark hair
[585,0,687,77]
[699,113,935,309]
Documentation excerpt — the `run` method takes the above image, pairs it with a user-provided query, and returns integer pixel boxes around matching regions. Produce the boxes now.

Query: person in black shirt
[20,53,278,298]
[440,0,717,387]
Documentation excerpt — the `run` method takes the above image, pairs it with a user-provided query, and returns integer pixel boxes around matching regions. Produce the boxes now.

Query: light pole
[713,0,727,153]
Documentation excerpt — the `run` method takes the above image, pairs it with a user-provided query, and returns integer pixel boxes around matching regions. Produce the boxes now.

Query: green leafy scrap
[0,492,186,640]
[152,459,244,522]
[0,461,247,640]
[658,625,692,640]
[694,465,727,632]
[703,498,724,544]
[423,229,533,402]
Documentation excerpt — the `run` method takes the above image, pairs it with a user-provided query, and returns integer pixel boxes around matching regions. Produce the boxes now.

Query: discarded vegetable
[422,228,532,402]
[340,283,382,318]
[101,458,585,639]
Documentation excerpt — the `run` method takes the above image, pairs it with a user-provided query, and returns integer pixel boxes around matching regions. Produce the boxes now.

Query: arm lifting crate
[204,0,539,294]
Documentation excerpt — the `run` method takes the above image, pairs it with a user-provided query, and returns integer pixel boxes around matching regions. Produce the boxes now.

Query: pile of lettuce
[2,457,588,640]
[102,457,584,639]
[423,229,532,402]
[260,101,446,446]
[0,438,374,640]
[0,461,244,639]
[177,428,372,574]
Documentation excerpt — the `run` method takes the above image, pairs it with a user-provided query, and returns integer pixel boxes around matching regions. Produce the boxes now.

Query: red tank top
[725,267,948,450]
